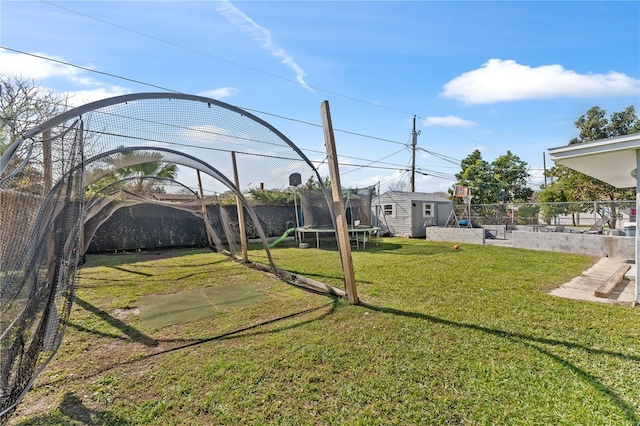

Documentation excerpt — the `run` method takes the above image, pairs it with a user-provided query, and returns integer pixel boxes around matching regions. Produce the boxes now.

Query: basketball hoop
[454,185,470,198]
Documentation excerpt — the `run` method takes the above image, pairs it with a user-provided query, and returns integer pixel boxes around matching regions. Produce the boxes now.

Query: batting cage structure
[0,93,348,418]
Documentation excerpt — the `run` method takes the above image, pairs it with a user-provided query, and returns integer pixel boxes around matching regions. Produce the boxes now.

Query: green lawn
[9,239,640,425]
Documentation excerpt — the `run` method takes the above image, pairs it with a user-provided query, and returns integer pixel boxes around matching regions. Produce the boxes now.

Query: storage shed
[373,191,453,237]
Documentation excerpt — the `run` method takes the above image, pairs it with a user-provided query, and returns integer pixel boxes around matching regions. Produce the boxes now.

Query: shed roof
[548,132,640,189]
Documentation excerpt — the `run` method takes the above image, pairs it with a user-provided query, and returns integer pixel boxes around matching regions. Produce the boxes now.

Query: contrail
[215,0,315,94]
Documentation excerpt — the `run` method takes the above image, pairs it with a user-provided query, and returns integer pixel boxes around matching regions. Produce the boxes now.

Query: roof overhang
[548,132,640,188]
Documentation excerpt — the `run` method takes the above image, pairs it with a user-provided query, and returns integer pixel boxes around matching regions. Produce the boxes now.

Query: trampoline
[294,186,379,250]
[296,225,379,250]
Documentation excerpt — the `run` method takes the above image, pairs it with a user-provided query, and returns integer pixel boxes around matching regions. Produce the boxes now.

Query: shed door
[412,202,436,237]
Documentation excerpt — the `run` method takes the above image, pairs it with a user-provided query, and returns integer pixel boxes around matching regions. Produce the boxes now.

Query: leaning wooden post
[231,151,249,263]
[320,100,359,304]
[196,169,214,247]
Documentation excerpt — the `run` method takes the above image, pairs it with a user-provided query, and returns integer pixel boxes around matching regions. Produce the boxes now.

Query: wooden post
[197,169,213,247]
[42,130,52,194]
[320,100,359,304]
[231,151,249,263]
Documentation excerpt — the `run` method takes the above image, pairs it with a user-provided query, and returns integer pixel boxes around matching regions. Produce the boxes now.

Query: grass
[8,239,640,425]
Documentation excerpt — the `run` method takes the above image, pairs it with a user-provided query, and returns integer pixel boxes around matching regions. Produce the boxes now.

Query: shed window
[382,203,396,218]
[423,203,434,218]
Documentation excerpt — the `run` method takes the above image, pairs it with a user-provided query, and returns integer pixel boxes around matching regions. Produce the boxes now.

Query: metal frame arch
[1,93,325,185]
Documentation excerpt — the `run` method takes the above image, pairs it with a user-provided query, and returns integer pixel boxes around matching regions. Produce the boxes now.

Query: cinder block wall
[512,231,634,259]
[425,227,485,244]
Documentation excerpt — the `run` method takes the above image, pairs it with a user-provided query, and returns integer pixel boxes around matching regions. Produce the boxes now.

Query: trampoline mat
[138,282,268,329]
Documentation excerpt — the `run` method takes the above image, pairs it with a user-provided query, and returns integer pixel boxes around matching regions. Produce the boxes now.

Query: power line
[417,147,461,165]
[37,0,417,117]
[240,107,409,147]
[35,1,495,149]
[0,46,179,93]
[0,51,469,182]
[0,45,435,153]
[342,148,409,176]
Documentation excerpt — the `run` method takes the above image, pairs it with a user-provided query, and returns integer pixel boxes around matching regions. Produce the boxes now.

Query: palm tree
[89,150,178,197]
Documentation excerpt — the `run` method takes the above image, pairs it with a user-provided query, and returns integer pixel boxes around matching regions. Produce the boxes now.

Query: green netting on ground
[138,282,269,329]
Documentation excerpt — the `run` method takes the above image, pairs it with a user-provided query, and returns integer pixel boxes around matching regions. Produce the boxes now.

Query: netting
[298,186,375,228]
[345,186,375,227]
[299,188,334,228]
[0,93,340,419]
[0,122,84,418]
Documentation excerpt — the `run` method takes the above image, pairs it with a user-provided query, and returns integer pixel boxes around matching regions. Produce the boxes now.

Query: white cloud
[0,49,83,81]
[67,87,130,107]
[198,87,239,100]
[441,59,640,104]
[215,0,314,93]
[0,50,129,106]
[423,115,477,127]
[182,124,231,144]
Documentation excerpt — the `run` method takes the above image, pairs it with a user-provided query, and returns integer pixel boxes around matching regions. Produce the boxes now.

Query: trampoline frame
[296,225,379,250]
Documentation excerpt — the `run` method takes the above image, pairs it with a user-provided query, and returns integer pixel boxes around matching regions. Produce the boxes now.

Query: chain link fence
[453,200,636,229]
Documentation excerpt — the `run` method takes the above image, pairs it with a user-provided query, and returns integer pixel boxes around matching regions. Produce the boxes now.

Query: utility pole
[410,115,417,192]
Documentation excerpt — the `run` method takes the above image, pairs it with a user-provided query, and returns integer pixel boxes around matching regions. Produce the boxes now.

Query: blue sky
[1,1,639,194]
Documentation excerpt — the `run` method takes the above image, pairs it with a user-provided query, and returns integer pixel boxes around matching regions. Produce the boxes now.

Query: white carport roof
[548,131,640,306]
[548,132,640,188]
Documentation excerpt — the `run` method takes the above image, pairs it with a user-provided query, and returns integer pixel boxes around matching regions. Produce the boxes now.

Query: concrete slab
[549,257,635,305]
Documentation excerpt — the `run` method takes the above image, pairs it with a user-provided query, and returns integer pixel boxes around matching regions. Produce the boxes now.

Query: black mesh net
[0,93,343,419]
[299,187,334,228]
[0,122,84,417]
[345,186,375,227]
[298,186,375,229]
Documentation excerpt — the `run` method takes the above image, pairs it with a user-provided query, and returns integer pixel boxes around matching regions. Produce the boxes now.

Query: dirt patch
[112,308,140,320]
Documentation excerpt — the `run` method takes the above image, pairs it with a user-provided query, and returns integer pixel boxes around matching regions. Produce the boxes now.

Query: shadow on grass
[82,248,221,269]
[108,266,153,277]
[73,298,158,348]
[40,298,339,388]
[360,302,640,424]
[113,297,339,362]
[13,393,127,426]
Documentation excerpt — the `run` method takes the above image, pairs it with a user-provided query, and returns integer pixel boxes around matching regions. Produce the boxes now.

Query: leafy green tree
[456,150,533,204]
[247,187,294,205]
[453,150,533,222]
[454,149,500,205]
[492,151,534,203]
[302,175,330,190]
